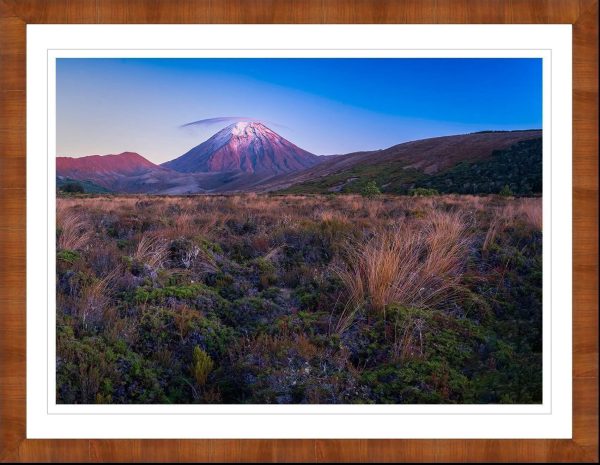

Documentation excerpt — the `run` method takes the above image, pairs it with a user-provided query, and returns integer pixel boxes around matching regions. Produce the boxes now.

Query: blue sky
[57,58,542,164]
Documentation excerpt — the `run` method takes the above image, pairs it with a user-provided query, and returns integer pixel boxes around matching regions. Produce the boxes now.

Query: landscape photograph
[55,58,543,404]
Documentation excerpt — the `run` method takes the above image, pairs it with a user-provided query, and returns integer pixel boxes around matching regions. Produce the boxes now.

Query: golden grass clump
[56,203,92,250]
[423,210,470,279]
[134,234,169,269]
[336,211,470,317]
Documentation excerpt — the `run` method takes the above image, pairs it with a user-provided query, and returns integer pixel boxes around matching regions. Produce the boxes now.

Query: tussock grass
[134,234,169,270]
[335,211,470,317]
[78,267,121,327]
[56,203,91,250]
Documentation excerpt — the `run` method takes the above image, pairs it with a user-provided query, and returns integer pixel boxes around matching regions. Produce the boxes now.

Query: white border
[27,25,572,439]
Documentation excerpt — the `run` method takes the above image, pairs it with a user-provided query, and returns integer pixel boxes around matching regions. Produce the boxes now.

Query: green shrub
[499,184,514,197]
[191,346,214,387]
[360,181,381,198]
[133,283,216,304]
[57,249,80,264]
[252,257,277,288]
[408,187,439,197]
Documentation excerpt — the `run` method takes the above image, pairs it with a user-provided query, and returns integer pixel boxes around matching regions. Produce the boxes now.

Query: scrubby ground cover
[56,193,542,404]
[282,138,541,197]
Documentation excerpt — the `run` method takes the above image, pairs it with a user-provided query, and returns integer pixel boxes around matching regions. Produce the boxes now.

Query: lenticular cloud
[180,116,288,131]
[180,117,257,129]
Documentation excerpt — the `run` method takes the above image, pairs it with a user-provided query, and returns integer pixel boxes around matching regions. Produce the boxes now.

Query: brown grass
[483,216,501,252]
[335,211,470,317]
[56,203,91,250]
[518,198,543,230]
[134,234,169,269]
[78,267,120,327]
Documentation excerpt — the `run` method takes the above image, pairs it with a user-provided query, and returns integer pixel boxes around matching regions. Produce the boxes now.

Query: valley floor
[56,193,542,404]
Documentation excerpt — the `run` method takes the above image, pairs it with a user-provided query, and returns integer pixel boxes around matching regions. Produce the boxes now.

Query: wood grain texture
[0,0,597,462]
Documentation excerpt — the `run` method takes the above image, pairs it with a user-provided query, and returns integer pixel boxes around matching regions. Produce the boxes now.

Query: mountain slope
[414,138,542,195]
[56,152,159,178]
[256,130,542,195]
[56,152,211,194]
[163,122,320,175]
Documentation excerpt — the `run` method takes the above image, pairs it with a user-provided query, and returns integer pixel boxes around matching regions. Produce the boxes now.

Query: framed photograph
[1,0,597,462]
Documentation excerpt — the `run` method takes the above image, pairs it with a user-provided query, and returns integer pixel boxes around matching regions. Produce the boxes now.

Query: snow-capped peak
[228,121,271,137]
[208,121,266,146]
[163,120,319,175]
[230,121,251,135]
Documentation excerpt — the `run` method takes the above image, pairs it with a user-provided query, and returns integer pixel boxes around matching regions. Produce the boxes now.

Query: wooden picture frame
[0,0,597,462]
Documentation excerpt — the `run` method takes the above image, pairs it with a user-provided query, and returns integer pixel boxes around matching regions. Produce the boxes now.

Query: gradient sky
[57,58,542,164]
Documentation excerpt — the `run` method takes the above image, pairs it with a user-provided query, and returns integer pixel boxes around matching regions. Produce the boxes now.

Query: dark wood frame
[1,0,597,462]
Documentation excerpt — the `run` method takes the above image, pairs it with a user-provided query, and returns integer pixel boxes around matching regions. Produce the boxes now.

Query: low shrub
[191,346,214,387]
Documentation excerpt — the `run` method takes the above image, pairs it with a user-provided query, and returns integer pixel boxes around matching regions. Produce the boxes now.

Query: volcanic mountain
[162,122,320,175]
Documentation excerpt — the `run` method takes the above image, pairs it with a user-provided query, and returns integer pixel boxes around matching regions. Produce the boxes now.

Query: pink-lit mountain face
[56,152,184,193]
[162,122,320,175]
[56,152,160,178]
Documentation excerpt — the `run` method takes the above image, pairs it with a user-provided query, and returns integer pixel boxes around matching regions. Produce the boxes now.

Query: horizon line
[56,127,543,161]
